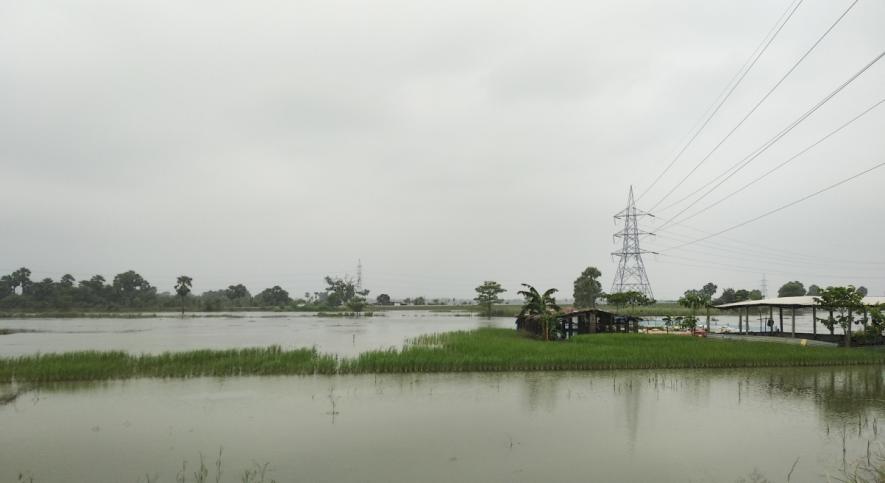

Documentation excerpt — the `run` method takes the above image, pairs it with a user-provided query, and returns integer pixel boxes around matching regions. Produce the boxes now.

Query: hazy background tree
[700,282,718,299]
[474,280,506,318]
[778,281,807,297]
[606,291,652,313]
[807,284,822,296]
[573,267,603,309]
[254,286,291,307]
[375,293,392,305]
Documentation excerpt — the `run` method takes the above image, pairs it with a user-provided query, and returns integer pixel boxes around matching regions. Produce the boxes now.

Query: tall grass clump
[0,346,338,383]
[338,328,885,374]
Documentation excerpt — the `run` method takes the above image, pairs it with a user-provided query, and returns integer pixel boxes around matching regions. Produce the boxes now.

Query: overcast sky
[1,0,884,300]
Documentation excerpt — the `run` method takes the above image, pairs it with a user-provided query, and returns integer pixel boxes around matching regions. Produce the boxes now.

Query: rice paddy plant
[0,346,339,383]
[339,329,885,374]
[4,328,885,382]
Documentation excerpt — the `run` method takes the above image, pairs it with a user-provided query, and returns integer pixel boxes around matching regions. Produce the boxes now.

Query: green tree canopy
[778,281,807,297]
[701,282,718,299]
[375,293,392,305]
[474,280,506,318]
[517,284,560,341]
[254,286,291,307]
[573,267,603,309]
[807,284,821,296]
[816,285,865,347]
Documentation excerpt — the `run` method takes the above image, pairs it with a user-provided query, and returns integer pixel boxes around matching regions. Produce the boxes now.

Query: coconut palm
[517,284,560,340]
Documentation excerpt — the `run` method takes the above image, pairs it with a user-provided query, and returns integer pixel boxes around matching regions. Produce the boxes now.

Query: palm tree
[517,284,561,341]
[175,276,193,316]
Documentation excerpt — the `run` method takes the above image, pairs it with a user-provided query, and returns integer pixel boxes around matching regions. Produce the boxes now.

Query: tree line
[0,267,382,312]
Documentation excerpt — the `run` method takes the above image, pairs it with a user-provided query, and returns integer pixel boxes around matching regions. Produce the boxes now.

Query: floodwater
[3,366,885,482]
[0,310,844,359]
[0,311,512,357]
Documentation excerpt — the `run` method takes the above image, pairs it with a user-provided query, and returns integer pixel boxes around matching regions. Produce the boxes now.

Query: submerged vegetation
[3,329,885,383]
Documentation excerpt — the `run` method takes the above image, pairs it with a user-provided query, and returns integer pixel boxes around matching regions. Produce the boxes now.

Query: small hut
[516,308,640,340]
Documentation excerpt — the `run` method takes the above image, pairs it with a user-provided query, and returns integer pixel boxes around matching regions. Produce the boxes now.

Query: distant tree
[402,297,412,305]
[413,296,426,306]
[254,286,291,307]
[0,275,13,299]
[701,282,718,299]
[225,284,251,301]
[474,280,506,318]
[714,288,737,305]
[112,270,155,307]
[735,289,751,302]
[517,284,560,341]
[323,276,368,308]
[573,267,603,309]
[31,278,56,303]
[748,289,763,300]
[375,293,392,305]
[816,286,865,347]
[858,286,869,297]
[678,290,709,334]
[175,276,193,315]
[347,295,367,314]
[59,274,76,288]
[807,284,822,296]
[778,281,806,297]
[11,267,32,295]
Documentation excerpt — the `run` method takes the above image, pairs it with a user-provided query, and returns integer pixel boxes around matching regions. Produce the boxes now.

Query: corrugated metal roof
[716,295,885,309]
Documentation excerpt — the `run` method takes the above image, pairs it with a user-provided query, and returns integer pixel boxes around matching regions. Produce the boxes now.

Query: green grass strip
[3,329,884,383]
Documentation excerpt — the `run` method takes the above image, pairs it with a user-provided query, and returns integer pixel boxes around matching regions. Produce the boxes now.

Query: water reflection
[3,366,885,482]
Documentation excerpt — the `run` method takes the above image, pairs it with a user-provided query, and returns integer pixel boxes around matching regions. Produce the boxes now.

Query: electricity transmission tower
[611,186,656,299]
[761,274,768,298]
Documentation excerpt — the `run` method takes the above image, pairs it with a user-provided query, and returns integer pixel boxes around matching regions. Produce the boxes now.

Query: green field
[3,329,884,383]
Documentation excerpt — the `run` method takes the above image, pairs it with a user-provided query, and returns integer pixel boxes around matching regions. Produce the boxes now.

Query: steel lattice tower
[611,186,656,299]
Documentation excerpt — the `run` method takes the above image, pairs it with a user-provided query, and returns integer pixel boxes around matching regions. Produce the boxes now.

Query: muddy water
[0,312,511,357]
[2,366,884,482]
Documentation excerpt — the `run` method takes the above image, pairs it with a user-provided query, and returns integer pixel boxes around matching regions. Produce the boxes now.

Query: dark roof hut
[516,308,640,340]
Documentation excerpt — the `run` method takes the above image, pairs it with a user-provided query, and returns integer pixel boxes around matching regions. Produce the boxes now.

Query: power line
[636,0,804,202]
[649,219,885,265]
[661,96,885,229]
[648,0,859,212]
[654,49,885,232]
[656,253,885,280]
[658,161,885,252]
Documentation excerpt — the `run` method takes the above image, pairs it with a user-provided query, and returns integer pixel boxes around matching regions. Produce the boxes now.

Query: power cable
[663,96,885,228]
[648,0,860,212]
[654,49,885,232]
[658,161,885,252]
[637,0,804,202]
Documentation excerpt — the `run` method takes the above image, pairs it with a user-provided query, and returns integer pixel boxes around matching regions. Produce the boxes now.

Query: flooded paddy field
[3,366,885,482]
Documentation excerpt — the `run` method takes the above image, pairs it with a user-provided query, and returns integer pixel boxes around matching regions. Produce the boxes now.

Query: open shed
[715,296,885,344]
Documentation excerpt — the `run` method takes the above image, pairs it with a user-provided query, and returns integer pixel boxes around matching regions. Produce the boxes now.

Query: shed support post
[791,307,796,338]
[813,306,817,337]
[779,308,784,334]
[748,307,752,334]
[769,306,773,334]
[739,311,742,334]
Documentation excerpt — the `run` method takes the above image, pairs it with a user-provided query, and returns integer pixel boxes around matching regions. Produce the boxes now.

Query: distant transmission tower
[611,186,656,299]
[761,274,768,298]
[356,259,363,292]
